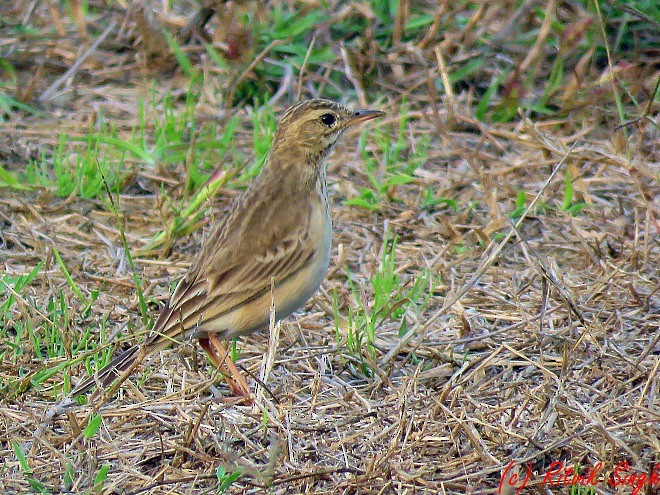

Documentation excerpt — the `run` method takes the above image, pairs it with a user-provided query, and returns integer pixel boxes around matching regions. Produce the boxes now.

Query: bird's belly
[275,220,332,320]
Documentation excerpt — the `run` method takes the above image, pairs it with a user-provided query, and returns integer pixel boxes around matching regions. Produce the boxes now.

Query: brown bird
[70,99,385,400]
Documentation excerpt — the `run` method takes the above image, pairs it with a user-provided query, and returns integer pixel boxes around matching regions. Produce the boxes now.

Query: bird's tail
[69,345,143,398]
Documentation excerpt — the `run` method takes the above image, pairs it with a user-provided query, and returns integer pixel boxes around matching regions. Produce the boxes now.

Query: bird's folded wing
[143,233,315,349]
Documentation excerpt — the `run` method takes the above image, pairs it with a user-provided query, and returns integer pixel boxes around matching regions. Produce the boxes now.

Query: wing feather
[143,191,318,351]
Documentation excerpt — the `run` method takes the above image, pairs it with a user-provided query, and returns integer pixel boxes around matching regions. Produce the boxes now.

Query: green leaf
[272,11,324,38]
[383,173,415,187]
[94,464,110,488]
[476,74,502,121]
[63,462,75,489]
[12,442,49,492]
[406,14,434,31]
[162,29,193,76]
[83,413,103,439]
[0,165,30,190]
[218,471,241,492]
[30,360,70,386]
[27,478,49,493]
[216,465,242,493]
[562,169,574,211]
[526,103,557,115]
[565,203,587,216]
[67,135,155,164]
[0,89,38,120]
[13,441,32,474]
[204,43,230,70]
[52,247,89,305]
[423,190,458,211]
[449,58,486,85]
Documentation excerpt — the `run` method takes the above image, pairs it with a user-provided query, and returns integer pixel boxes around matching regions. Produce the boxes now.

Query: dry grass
[1,1,658,494]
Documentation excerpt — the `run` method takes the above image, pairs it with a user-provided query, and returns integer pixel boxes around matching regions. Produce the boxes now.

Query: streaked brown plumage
[71,99,384,399]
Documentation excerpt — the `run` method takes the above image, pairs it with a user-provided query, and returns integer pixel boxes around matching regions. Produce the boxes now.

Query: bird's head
[269,99,385,170]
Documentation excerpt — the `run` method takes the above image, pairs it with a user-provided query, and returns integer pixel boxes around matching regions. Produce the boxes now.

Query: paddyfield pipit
[71,99,384,399]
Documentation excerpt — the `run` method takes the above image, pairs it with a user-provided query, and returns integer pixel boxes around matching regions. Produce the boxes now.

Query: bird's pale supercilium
[70,99,385,400]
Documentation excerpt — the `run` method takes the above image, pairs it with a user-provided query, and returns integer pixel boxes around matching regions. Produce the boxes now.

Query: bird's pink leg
[199,335,251,399]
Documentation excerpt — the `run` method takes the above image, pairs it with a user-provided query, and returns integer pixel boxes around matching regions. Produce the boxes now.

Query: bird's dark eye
[320,113,336,126]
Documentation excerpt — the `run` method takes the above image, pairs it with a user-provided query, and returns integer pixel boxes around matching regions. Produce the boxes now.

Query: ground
[0,1,658,494]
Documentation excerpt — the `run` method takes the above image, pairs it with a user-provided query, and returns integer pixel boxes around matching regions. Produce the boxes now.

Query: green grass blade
[84,413,103,439]
[52,248,89,306]
[67,135,156,164]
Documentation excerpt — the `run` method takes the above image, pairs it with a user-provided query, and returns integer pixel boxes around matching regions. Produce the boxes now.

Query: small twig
[296,34,316,100]
[256,277,281,406]
[268,63,294,107]
[339,43,366,107]
[39,20,117,102]
[173,402,210,468]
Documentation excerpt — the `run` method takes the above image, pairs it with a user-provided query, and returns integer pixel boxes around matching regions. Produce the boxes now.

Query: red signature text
[609,461,660,495]
[498,460,659,494]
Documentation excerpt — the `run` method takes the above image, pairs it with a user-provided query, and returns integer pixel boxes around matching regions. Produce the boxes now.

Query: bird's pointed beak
[344,109,386,127]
